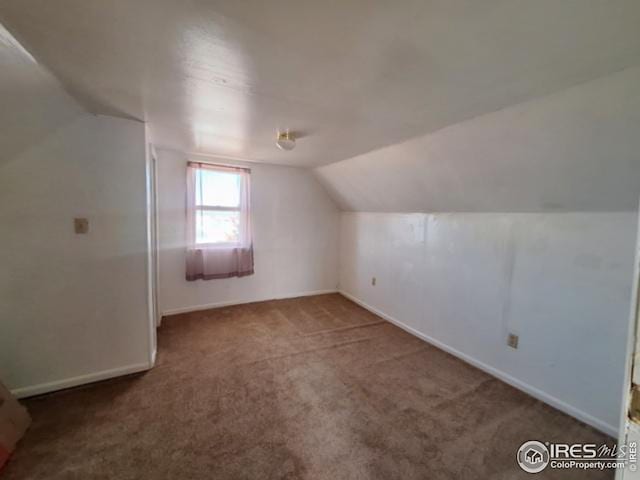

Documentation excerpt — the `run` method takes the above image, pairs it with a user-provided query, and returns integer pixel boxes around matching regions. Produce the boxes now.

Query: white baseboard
[339,290,618,437]
[161,289,338,317]
[10,362,152,399]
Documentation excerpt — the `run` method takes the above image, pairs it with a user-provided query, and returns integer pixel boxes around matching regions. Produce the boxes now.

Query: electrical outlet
[371,277,376,286]
[507,333,519,349]
[74,218,89,234]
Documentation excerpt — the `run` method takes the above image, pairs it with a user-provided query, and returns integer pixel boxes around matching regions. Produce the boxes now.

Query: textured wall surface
[339,212,637,434]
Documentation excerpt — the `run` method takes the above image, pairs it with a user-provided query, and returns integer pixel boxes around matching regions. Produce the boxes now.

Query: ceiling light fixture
[276,130,296,151]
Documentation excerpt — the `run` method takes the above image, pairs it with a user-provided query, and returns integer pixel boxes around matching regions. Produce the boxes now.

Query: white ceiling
[0,23,82,167]
[315,66,640,212]
[1,0,640,168]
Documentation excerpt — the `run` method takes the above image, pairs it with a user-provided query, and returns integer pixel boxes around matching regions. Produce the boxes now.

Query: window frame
[193,167,243,248]
[194,206,242,248]
[187,160,253,251]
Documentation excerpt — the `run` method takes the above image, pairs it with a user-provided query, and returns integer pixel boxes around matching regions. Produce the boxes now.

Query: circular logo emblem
[517,441,550,474]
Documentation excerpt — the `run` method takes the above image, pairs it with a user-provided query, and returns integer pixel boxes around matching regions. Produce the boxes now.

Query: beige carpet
[4,294,613,479]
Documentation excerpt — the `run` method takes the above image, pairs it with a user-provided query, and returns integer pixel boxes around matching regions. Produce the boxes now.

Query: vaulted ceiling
[1,0,640,168]
[315,66,640,212]
[0,23,81,167]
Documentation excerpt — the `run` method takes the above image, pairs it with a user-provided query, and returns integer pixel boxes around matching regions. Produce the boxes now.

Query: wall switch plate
[507,333,519,349]
[371,277,376,286]
[74,218,89,234]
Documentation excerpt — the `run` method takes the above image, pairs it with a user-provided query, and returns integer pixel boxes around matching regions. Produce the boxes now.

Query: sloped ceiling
[0,23,82,167]
[315,66,640,212]
[1,1,640,168]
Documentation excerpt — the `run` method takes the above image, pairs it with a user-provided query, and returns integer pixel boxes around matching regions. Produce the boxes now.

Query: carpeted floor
[4,294,613,479]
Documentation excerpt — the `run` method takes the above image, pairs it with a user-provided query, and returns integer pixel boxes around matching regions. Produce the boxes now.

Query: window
[194,167,242,245]
[185,162,254,280]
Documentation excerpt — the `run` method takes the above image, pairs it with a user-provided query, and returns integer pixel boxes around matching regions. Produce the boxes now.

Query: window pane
[196,169,240,207]
[196,210,240,244]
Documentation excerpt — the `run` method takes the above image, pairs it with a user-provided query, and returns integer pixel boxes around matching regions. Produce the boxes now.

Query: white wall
[314,66,640,436]
[339,212,637,435]
[0,114,153,396]
[156,149,340,315]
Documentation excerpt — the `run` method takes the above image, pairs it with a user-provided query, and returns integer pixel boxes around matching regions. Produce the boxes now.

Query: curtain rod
[187,160,251,172]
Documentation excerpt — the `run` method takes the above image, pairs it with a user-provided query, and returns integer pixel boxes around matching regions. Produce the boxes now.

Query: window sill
[192,244,246,250]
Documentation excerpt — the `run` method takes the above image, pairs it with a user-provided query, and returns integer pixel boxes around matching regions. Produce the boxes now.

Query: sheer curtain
[185,162,254,281]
